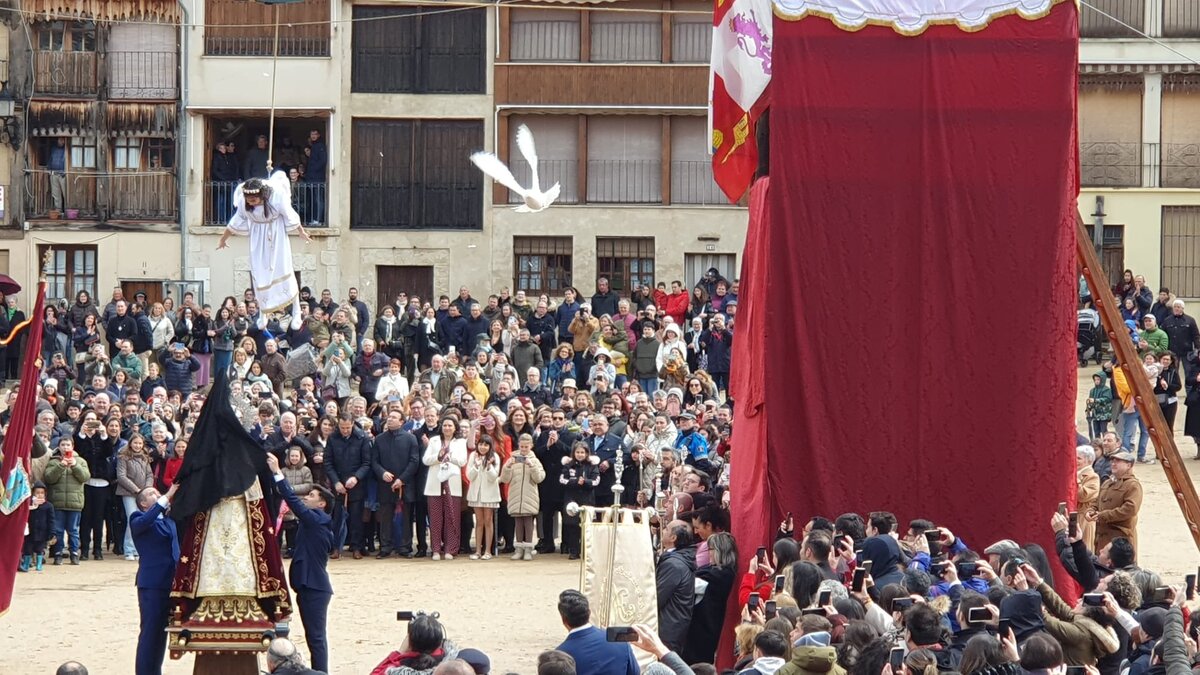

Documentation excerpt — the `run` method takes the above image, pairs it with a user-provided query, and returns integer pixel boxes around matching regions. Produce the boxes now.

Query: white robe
[227,171,301,314]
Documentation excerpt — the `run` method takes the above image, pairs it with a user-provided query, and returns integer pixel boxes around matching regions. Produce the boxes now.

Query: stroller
[1077,308,1102,366]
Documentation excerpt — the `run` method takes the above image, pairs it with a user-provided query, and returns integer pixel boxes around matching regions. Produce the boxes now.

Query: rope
[266,3,281,176]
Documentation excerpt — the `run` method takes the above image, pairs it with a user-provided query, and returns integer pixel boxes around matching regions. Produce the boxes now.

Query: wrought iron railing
[203,180,328,226]
[670,160,727,205]
[506,159,580,205]
[586,159,662,203]
[33,50,98,96]
[107,51,178,99]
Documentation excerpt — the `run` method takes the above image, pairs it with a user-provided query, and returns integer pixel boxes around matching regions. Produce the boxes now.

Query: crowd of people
[11,265,1200,675]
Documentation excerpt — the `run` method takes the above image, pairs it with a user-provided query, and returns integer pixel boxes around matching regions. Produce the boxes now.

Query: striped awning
[1080,63,1200,75]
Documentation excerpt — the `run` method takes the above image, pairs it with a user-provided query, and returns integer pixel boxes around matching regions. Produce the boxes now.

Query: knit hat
[667,387,684,400]
[43,378,58,391]
[1138,607,1167,639]
[458,648,491,675]
[794,631,831,647]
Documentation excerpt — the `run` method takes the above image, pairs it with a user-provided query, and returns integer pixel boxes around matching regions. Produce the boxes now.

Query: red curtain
[732,3,1079,572]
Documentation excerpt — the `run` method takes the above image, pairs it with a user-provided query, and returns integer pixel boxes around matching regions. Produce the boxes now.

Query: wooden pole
[1075,211,1200,552]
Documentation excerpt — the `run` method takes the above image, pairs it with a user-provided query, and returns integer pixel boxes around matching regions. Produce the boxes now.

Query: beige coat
[1076,465,1100,550]
[500,453,546,516]
[116,452,154,497]
[1095,473,1142,553]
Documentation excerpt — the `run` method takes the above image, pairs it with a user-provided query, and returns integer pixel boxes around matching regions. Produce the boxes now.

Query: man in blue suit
[555,590,639,675]
[130,483,181,675]
[266,453,335,673]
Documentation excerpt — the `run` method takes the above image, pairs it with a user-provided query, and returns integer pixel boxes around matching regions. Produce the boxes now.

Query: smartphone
[396,611,414,621]
[852,568,868,593]
[606,626,638,643]
[889,648,905,672]
[998,618,1012,638]
[967,607,992,624]
[1154,586,1172,603]
[1188,574,1197,602]
[862,560,873,573]
[756,546,767,563]
[956,561,978,578]
[774,575,786,594]
[1057,501,1068,516]
[891,598,914,612]
[748,592,761,609]
[765,600,778,620]
[932,561,950,577]
[1068,512,1079,539]
[63,448,74,461]
[801,608,826,616]
[924,530,941,557]
[818,590,832,606]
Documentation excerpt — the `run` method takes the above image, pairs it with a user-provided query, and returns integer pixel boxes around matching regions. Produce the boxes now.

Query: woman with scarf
[659,349,690,393]
[1076,446,1101,548]
[374,305,403,362]
[547,344,576,394]
[417,306,441,370]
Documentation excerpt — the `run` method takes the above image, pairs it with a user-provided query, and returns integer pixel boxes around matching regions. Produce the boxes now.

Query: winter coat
[700,328,734,374]
[632,338,661,380]
[682,563,736,664]
[322,356,353,399]
[1095,473,1142,551]
[525,311,557,360]
[325,427,372,498]
[511,341,545,385]
[422,436,468,498]
[162,355,200,396]
[1087,373,1113,422]
[106,313,138,352]
[555,301,580,342]
[1036,582,1119,665]
[116,452,155,497]
[465,452,502,505]
[26,500,55,544]
[133,312,154,353]
[775,646,847,675]
[281,464,314,518]
[67,296,100,331]
[1077,465,1101,548]
[656,545,697,653]
[568,315,599,353]
[1139,327,1169,354]
[44,453,90,511]
[1161,312,1200,358]
[560,455,599,506]
[500,452,545,516]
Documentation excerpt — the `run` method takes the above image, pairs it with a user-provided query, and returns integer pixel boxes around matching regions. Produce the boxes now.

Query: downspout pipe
[178,0,190,282]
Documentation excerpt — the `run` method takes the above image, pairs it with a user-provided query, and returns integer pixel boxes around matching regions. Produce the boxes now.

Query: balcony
[108,51,178,99]
[1162,144,1200,188]
[670,160,726,205]
[109,173,178,220]
[202,180,327,226]
[671,21,711,63]
[507,159,580,204]
[1080,0,1144,37]
[586,159,662,203]
[1079,142,1200,189]
[26,170,99,219]
[33,51,98,96]
[1163,0,1200,37]
[204,0,331,57]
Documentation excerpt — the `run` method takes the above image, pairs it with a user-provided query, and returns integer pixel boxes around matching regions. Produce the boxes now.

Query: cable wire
[1079,0,1200,68]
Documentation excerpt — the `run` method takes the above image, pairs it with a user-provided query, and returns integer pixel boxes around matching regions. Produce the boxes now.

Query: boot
[53,554,62,566]
[35,554,44,571]
[511,544,523,561]
[18,555,30,572]
[522,543,533,561]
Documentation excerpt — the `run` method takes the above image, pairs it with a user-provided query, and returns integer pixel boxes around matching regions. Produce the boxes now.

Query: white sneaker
[124,554,136,561]
[444,554,454,560]
[469,553,480,560]
[431,552,441,561]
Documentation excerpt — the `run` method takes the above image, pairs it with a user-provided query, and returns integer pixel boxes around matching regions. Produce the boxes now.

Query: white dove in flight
[471,124,561,213]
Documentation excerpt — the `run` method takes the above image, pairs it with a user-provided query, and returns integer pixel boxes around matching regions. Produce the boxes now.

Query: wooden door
[377,265,434,312]
[121,280,163,307]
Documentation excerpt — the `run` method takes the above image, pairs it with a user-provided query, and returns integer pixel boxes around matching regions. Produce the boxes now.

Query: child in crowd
[280,446,313,557]
[559,441,599,561]
[500,433,545,561]
[20,482,55,572]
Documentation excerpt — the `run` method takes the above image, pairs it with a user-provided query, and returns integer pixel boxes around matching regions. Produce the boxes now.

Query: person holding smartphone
[44,436,91,565]
[1019,562,1119,665]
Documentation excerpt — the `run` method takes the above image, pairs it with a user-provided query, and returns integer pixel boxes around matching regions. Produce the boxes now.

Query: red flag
[0,279,47,616]
[710,0,772,202]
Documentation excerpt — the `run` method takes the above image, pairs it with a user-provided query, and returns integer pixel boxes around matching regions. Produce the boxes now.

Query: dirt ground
[4,367,1200,674]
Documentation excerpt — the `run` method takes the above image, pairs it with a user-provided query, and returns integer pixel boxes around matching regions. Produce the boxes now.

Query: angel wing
[515,124,540,193]
[470,152,527,197]
[267,170,302,229]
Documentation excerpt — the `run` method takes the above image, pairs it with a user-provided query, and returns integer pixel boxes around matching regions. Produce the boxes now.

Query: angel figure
[217,171,312,331]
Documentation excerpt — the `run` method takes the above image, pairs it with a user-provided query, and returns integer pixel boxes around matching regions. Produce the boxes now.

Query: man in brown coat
[1087,450,1143,555]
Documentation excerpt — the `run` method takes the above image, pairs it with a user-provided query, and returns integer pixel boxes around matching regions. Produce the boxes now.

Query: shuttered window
[587,117,662,203]
[510,8,580,62]
[590,6,661,62]
[351,119,483,230]
[596,237,655,294]
[507,116,579,204]
[1162,207,1200,297]
[670,117,723,204]
[352,6,485,94]
[108,22,177,99]
[671,0,711,63]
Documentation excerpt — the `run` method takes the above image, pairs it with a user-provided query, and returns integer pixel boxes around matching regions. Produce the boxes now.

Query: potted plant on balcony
[65,208,79,219]
[48,209,61,220]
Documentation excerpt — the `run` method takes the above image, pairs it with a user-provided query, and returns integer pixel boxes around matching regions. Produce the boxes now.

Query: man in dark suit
[325,412,371,558]
[583,413,627,507]
[555,590,639,675]
[266,453,335,674]
[371,409,421,558]
[130,483,181,675]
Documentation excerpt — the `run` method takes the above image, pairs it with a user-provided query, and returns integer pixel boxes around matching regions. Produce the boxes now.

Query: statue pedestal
[192,652,259,675]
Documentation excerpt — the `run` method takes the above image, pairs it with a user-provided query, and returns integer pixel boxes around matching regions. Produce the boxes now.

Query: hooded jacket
[1087,372,1113,422]
[775,645,846,675]
[861,535,904,588]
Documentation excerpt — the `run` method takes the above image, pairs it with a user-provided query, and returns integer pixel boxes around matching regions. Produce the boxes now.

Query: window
[40,245,97,302]
[205,0,331,57]
[510,8,580,61]
[38,22,65,51]
[587,117,662,203]
[147,138,175,169]
[670,117,724,204]
[351,119,483,230]
[114,138,141,170]
[671,1,711,63]
[590,7,661,62]
[33,21,99,95]
[71,21,96,51]
[507,116,579,204]
[1163,208,1200,296]
[514,236,573,294]
[69,137,97,169]
[352,6,485,94]
[596,237,654,293]
[1079,76,1144,188]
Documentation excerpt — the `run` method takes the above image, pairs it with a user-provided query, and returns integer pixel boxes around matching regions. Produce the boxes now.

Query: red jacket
[654,289,689,326]
[738,570,775,606]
